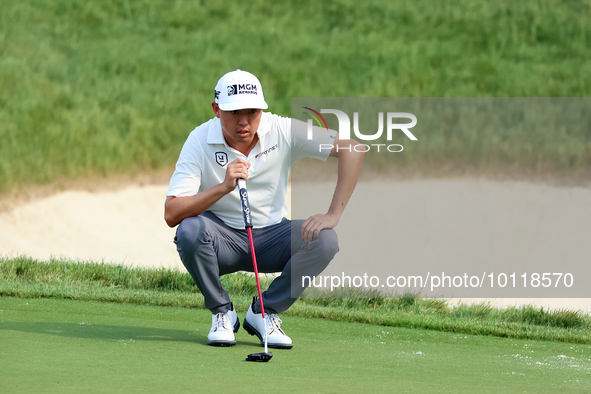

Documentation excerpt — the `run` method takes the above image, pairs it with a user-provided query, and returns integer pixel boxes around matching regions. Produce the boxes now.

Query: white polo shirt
[167,112,337,229]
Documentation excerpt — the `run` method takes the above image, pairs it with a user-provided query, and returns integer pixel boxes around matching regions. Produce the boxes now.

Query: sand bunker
[0,185,182,270]
[1,178,589,312]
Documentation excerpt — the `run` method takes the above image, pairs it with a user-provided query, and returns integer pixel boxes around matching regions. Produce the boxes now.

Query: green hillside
[1,0,590,192]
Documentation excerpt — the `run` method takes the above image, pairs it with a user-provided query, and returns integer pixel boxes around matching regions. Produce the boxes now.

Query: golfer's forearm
[164,184,229,227]
[327,147,364,218]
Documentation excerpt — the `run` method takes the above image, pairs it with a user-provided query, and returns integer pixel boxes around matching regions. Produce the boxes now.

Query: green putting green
[1,297,589,393]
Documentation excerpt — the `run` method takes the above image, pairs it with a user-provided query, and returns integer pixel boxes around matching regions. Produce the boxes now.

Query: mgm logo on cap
[228,84,258,96]
[214,69,269,111]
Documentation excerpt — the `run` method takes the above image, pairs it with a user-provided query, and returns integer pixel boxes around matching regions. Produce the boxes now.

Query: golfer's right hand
[222,158,250,193]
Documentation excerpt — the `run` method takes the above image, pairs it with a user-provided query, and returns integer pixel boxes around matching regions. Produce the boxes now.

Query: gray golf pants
[174,211,339,314]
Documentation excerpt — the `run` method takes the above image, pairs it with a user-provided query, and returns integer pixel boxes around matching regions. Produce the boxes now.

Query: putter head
[245,352,273,362]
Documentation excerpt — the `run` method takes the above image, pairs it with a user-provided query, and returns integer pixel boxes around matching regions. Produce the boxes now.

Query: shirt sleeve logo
[215,152,228,167]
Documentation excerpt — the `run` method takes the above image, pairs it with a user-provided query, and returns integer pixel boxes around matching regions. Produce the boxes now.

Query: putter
[238,178,273,362]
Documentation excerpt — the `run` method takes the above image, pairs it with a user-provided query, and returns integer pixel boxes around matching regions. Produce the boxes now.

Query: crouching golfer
[164,70,364,349]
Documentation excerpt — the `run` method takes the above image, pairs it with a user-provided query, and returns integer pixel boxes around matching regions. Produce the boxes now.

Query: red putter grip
[238,178,252,228]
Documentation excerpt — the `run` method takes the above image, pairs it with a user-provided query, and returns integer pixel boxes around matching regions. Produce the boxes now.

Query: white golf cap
[214,69,268,111]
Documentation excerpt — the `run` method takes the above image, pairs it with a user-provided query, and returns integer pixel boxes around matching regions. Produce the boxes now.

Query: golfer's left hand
[301,213,339,243]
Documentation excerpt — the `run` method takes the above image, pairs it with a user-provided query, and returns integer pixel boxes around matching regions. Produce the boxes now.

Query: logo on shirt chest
[215,152,228,167]
[255,143,279,159]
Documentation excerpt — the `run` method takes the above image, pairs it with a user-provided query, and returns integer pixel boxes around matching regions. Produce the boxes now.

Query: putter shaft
[239,178,269,355]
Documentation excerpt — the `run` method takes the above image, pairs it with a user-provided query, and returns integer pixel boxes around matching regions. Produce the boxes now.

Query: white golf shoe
[207,304,240,346]
[243,299,293,349]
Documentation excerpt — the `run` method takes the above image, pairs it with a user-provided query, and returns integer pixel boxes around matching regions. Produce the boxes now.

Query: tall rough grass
[2,256,590,342]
